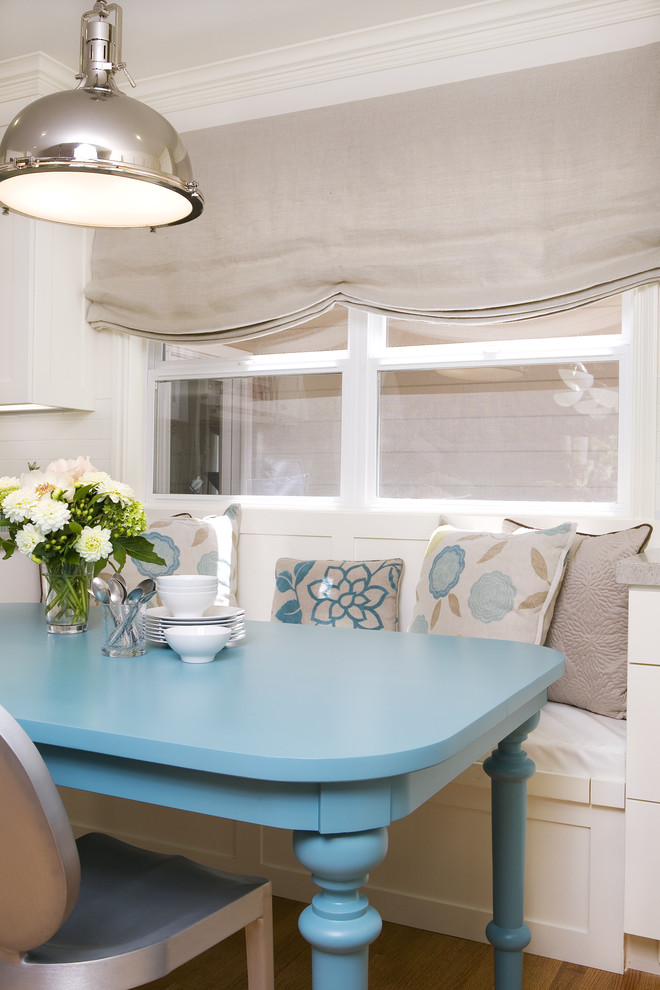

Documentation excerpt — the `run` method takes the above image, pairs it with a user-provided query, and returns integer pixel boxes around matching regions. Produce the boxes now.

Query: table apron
[38,692,546,834]
[39,743,322,831]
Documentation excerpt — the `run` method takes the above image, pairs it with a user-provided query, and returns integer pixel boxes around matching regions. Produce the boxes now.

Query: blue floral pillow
[105,505,241,606]
[409,523,576,645]
[271,558,404,631]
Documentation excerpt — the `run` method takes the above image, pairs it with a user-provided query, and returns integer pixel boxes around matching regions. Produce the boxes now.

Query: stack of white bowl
[156,575,231,663]
[156,574,218,618]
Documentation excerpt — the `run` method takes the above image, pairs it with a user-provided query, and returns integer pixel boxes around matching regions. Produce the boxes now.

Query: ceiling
[0,1,477,81]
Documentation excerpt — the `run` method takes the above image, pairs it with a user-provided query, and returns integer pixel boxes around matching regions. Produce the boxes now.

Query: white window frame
[141,285,658,519]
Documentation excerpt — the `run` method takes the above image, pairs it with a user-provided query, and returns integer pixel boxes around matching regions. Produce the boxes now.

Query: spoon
[90,576,112,605]
[106,581,156,648]
[136,577,156,597]
[108,575,127,604]
[91,575,124,629]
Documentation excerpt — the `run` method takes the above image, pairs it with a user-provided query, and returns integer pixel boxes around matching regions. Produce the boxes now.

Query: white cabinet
[0,211,94,410]
[626,663,660,802]
[625,798,660,940]
[623,579,660,940]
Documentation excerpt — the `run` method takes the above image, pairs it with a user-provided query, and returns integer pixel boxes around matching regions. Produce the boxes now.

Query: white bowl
[164,625,232,663]
[158,585,217,594]
[158,586,217,618]
[156,575,217,589]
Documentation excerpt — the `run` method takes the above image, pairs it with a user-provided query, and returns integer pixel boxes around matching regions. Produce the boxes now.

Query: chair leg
[245,887,274,990]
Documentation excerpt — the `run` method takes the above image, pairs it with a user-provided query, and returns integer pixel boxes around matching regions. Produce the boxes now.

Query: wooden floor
[141,896,660,990]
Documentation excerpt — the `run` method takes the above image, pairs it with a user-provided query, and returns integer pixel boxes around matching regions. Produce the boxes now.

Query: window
[153,373,342,497]
[378,362,619,502]
[148,290,653,512]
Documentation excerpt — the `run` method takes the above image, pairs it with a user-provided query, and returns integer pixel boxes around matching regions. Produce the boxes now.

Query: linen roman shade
[86,43,660,342]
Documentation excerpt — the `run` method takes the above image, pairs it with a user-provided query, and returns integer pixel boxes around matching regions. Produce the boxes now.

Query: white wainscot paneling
[352,536,428,630]
[234,507,441,624]
[59,789,263,876]
[238,531,334,621]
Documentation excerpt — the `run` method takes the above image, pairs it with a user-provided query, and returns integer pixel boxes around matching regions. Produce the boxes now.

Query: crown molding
[1,0,658,121]
[0,53,72,109]
[135,0,660,115]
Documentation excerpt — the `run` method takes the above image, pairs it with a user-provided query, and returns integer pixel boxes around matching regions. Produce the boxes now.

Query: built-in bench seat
[526,701,626,800]
[3,505,651,975]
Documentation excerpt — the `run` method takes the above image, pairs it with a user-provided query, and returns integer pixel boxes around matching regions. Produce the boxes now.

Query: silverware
[105,581,157,649]
[90,576,112,604]
[108,575,127,604]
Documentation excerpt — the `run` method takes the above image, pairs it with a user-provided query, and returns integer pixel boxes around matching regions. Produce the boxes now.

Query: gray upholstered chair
[0,704,273,990]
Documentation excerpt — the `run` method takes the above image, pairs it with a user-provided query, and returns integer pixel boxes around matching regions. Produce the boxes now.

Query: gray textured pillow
[503,520,652,718]
[271,558,404,631]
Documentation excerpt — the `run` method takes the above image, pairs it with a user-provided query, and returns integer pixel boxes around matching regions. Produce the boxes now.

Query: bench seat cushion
[526,701,626,782]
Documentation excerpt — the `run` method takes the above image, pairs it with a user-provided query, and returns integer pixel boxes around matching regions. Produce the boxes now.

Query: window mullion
[625,284,659,517]
[341,310,384,507]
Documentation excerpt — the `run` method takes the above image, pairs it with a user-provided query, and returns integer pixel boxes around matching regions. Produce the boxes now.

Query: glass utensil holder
[102,602,147,657]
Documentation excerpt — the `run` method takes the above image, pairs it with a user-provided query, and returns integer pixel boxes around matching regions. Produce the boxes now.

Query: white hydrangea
[74,525,113,563]
[15,523,43,556]
[31,495,71,535]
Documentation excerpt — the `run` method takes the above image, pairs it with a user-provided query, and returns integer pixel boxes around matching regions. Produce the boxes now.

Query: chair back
[0,704,80,953]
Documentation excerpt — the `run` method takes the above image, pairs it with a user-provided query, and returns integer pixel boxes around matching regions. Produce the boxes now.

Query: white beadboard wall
[0,329,113,478]
[0,330,114,602]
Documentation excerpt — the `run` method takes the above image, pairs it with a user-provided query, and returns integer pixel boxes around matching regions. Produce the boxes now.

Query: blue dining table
[0,604,564,990]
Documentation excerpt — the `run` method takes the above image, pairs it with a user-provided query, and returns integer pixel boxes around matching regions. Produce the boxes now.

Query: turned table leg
[292,827,388,990]
[483,711,540,990]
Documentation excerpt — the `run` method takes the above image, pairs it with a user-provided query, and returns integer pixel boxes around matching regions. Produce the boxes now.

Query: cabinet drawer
[625,799,660,939]
[628,587,660,665]
[627,664,660,801]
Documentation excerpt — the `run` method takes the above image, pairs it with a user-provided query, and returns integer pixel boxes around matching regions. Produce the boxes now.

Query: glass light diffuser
[0,1,203,228]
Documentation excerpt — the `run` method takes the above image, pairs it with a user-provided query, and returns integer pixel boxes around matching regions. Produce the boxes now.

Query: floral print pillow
[106,505,241,606]
[271,558,404,631]
[409,523,576,645]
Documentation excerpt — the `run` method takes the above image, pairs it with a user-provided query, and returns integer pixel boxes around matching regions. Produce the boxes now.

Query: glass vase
[41,561,94,634]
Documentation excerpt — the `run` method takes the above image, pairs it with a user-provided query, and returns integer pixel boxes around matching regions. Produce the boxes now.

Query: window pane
[387,295,622,347]
[154,374,341,497]
[378,362,618,501]
[162,306,348,361]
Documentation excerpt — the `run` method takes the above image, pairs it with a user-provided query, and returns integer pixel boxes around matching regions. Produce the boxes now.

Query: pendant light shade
[0,1,203,228]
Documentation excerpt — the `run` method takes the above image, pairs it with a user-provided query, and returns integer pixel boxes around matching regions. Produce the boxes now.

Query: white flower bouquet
[0,457,164,629]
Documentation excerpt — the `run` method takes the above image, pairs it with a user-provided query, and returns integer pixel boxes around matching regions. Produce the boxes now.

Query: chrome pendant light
[0,1,203,228]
